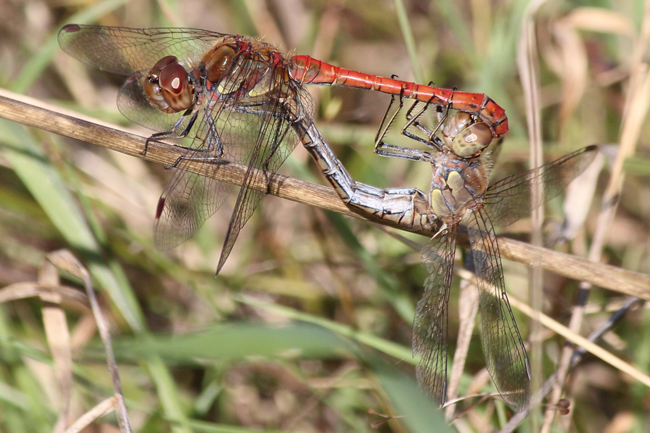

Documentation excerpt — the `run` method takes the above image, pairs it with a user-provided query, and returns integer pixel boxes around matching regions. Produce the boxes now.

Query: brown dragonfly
[58,24,508,275]
[370,96,599,411]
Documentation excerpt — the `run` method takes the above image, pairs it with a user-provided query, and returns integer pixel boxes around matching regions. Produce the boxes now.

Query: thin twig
[499,296,644,433]
[517,3,548,428]
[48,250,132,433]
[64,397,118,433]
[38,260,72,433]
[0,88,649,300]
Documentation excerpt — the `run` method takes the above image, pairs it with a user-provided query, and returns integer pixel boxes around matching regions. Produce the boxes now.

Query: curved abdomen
[288,55,508,138]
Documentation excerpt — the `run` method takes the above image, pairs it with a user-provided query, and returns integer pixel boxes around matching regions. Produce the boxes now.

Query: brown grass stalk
[0,88,649,301]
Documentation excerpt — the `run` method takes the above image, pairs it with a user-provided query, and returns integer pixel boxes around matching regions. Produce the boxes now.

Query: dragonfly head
[442,113,492,158]
[144,56,195,113]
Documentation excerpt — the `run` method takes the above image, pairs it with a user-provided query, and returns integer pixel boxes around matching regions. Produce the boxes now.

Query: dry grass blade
[63,397,118,433]
[501,300,643,433]
[0,254,127,432]
[565,7,636,37]
[517,2,547,425]
[0,283,89,307]
[47,250,132,433]
[444,279,479,420]
[454,269,650,390]
[38,259,72,433]
[508,294,650,389]
[0,88,649,300]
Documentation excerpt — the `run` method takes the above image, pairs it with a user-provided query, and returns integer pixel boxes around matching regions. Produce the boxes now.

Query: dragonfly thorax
[201,38,291,100]
[144,56,195,113]
[429,155,489,222]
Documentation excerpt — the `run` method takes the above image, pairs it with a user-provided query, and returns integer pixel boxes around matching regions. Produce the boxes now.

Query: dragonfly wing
[153,111,233,251]
[214,101,304,274]
[58,25,226,75]
[153,66,271,252]
[212,61,314,274]
[153,43,314,270]
[467,209,530,411]
[154,169,233,251]
[484,145,599,227]
[58,25,229,132]
[414,229,456,407]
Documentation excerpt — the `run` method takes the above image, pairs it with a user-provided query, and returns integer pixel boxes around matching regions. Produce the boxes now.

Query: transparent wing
[58,24,227,75]
[484,145,599,227]
[414,229,456,407]
[214,68,315,274]
[467,209,530,411]
[154,53,314,273]
[58,25,229,133]
[153,109,234,251]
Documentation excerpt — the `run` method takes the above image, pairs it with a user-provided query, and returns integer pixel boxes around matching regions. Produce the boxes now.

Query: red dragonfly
[58,24,508,274]
[371,97,599,410]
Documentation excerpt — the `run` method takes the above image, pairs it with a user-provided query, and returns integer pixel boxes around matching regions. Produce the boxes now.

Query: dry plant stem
[451,268,650,393]
[500,297,644,433]
[444,278,479,420]
[542,4,650,430]
[0,282,90,306]
[505,294,650,389]
[517,2,547,427]
[39,260,72,433]
[64,397,118,433]
[1,89,650,299]
[568,297,643,367]
[0,266,122,431]
[47,250,133,433]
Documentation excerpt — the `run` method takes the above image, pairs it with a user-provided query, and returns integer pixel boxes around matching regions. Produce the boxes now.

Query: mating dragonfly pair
[59,24,598,412]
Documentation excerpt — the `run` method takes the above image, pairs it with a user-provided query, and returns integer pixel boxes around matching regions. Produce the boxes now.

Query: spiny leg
[374,91,429,161]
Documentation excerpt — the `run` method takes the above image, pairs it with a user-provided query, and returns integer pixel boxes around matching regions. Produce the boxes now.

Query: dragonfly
[58,24,509,274]
[369,96,599,411]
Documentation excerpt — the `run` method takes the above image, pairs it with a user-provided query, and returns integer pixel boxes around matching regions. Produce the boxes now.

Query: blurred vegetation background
[0,0,649,432]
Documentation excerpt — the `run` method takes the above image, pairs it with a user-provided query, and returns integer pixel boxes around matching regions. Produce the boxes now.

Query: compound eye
[149,56,178,82]
[156,63,193,112]
[442,112,472,139]
[451,122,492,157]
[160,63,188,95]
[144,56,192,113]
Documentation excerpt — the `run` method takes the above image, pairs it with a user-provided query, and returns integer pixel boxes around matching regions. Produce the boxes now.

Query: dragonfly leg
[142,110,197,155]
[424,87,456,144]
[258,123,292,193]
[404,98,436,137]
[144,94,228,157]
[202,110,223,157]
[162,114,228,169]
[401,88,450,152]
[373,94,429,161]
